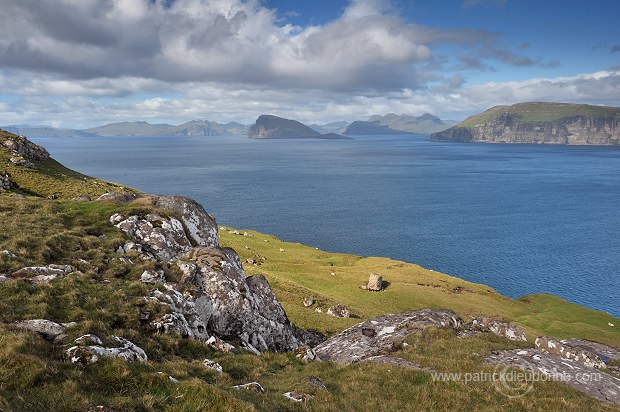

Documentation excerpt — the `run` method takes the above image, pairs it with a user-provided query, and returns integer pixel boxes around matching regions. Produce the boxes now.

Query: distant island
[344,113,457,135]
[431,102,620,145]
[248,115,349,139]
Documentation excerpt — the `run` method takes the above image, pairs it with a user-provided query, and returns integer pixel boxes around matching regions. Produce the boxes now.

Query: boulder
[0,174,12,190]
[535,336,606,368]
[114,214,192,262]
[367,274,383,291]
[97,192,142,203]
[66,335,147,365]
[485,348,620,406]
[147,196,219,248]
[13,319,76,342]
[462,316,527,341]
[174,247,307,352]
[303,297,315,307]
[283,392,313,402]
[327,305,350,318]
[140,269,165,284]
[314,309,462,365]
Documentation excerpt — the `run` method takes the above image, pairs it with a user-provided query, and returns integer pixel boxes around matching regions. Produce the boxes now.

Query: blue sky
[0,0,618,128]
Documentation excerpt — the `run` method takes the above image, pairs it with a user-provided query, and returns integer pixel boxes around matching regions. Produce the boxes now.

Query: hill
[431,102,620,144]
[84,120,249,137]
[248,115,348,139]
[345,113,457,135]
[0,129,619,411]
[2,125,96,138]
[84,121,175,137]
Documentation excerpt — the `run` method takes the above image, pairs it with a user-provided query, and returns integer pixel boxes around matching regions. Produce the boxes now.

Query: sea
[31,134,620,317]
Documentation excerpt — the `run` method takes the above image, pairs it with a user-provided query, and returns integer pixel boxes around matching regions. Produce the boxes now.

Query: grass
[459,102,620,128]
[0,130,619,410]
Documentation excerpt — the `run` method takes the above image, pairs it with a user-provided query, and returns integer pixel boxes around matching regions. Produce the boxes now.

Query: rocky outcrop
[431,102,620,145]
[484,348,620,406]
[10,157,35,169]
[561,339,620,363]
[0,134,50,160]
[13,319,76,342]
[66,335,147,365]
[460,316,527,341]
[313,309,462,365]
[0,174,11,190]
[535,336,606,368]
[248,115,347,140]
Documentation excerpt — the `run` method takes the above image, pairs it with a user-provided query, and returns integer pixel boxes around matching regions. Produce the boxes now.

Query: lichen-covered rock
[178,247,306,352]
[148,287,210,340]
[561,339,620,363]
[367,274,383,291]
[13,319,76,342]
[535,336,606,368]
[0,174,12,190]
[327,304,350,318]
[283,392,313,402]
[206,335,235,352]
[463,316,527,341]
[485,348,620,406]
[314,309,462,365]
[148,196,219,248]
[97,192,142,203]
[303,297,314,307]
[10,157,35,169]
[12,264,75,283]
[66,335,147,365]
[1,135,50,160]
[114,214,192,262]
[140,269,165,284]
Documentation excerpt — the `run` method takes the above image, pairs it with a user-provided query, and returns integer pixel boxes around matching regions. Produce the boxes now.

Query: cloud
[612,45,620,53]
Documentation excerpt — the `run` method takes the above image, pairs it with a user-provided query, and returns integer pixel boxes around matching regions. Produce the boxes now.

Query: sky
[0,0,619,128]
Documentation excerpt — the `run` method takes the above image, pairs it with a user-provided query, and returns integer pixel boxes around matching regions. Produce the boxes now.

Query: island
[248,115,349,139]
[431,102,620,145]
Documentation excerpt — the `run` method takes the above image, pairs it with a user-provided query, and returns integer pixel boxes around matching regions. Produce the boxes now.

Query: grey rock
[206,335,235,353]
[0,174,12,190]
[66,335,147,365]
[463,316,527,341]
[1,135,50,160]
[140,269,165,284]
[327,304,350,318]
[148,287,210,340]
[561,339,620,363]
[13,319,76,342]
[367,273,383,291]
[10,157,36,169]
[314,309,462,365]
[203,359,223,373]
[306,376,327,391]
[303,297,315,307]
[114,214,192,262]
[74,334,104,346]
[12,264,75,283]
[535,336,606,369]
[283,392,313,402]
[72,195,92,202]
[148,195,219,248]
[96,192,142,203]
[1,250,16,259]
[484,348,620,406]
[232,382,265,394]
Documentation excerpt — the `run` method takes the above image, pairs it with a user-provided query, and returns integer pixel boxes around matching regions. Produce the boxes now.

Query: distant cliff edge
[431,102,620,145]
[248,115,349,139]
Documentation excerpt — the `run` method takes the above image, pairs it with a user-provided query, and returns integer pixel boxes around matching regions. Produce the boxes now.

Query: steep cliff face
[431,103,620,145]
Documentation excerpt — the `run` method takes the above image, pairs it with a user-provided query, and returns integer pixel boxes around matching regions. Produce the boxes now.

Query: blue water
[31,135,620,317]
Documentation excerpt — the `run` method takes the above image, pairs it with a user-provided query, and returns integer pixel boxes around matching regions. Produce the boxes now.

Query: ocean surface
[31,135,620,317]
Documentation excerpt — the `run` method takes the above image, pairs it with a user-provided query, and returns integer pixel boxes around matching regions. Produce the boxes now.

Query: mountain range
[344,113,458,135]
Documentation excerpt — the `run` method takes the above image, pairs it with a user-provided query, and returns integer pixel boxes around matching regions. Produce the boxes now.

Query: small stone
[232,382,264,394]
[306,376,327,391]
[315,307,323,313]
[609,323,615,327]
[1,250,17,259]
[283,392,313,402]
[303,297,315,307]
[327,304,350,318]
[243,232,253,237]
[279,248,285,252]
[367,274,383,291]
[206,335,235,353]
[203,359,223,373]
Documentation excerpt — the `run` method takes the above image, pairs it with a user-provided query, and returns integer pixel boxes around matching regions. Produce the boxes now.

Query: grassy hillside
[460,102,620,127]
[0,131,618,411]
